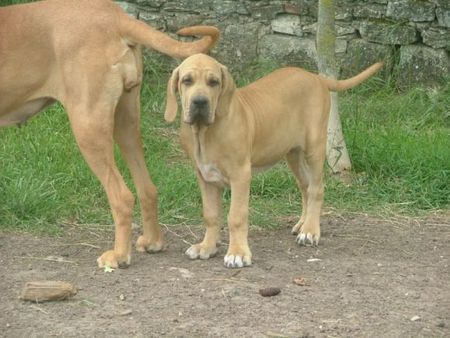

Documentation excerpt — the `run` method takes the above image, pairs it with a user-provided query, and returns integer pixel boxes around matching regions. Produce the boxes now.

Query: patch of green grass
[0,0,35,5]
[0,105,110,233]
[0,56,448,234]
[337,78,450,213]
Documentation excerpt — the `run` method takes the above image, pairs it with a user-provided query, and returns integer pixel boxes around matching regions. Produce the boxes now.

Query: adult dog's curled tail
[119,14,219,59]
[321,62,384,92]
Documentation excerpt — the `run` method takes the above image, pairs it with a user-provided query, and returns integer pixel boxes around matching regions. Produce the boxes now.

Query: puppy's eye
[182,77,193,86]
[208,78,220,87]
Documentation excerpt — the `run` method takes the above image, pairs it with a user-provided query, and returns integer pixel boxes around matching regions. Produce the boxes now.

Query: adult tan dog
[165,54,382,268]
[0,0,219,268]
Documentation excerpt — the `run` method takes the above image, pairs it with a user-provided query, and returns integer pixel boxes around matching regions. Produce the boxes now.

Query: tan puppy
[0,0,219,269]
[165,54,382,268]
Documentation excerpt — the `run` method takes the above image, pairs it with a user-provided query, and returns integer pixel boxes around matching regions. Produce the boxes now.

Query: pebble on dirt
[293,277,309,286]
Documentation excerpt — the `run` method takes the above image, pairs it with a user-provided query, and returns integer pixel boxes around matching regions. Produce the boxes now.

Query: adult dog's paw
[136,235,166,253]
[97,250,131,269]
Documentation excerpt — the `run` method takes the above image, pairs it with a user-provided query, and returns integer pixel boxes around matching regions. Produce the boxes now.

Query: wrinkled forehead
[179,54,222,77]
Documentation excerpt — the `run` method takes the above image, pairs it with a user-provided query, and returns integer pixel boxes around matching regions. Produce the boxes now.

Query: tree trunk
[316,0,352,178]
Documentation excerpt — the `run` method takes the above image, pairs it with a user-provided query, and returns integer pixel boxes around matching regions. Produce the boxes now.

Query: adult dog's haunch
[165,54,382,268]
[0,0,219,268]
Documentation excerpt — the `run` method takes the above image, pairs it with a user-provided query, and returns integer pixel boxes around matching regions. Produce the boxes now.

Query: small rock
[119,294,125,301]
[120,309,132,316]
[307,258,321,262]
[169,267,194,279]
[410,315,421,322]
[265,331,289,338]
[293,277,308,286]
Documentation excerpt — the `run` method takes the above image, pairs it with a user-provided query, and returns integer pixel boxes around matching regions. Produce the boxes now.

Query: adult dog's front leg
[224,167,252,268]
[186,171,223,260]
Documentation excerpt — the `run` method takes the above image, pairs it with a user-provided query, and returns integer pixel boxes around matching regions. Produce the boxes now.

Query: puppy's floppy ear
[217,65,236,116]
[164,66,180,123]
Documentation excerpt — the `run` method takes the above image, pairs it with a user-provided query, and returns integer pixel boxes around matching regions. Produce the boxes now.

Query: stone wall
[118,0,450,88]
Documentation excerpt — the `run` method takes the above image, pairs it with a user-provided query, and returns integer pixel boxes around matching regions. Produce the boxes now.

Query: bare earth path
[0,213,449,337]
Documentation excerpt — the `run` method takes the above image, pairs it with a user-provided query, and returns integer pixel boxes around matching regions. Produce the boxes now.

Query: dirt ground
[0,213,449,338]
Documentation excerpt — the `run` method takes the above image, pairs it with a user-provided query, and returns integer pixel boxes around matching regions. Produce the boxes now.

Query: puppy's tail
[321,62,383,92]
[119,14,219,59]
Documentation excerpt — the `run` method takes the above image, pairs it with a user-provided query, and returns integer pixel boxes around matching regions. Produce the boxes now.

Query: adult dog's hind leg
[114,88,165,254]
[67,103,135,269]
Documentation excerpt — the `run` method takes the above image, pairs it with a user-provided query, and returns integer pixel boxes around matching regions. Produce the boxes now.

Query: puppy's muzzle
[188,95,211,125]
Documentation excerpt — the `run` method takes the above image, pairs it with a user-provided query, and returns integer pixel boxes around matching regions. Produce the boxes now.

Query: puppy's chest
[197,162,229,186]
[182,129,230,186]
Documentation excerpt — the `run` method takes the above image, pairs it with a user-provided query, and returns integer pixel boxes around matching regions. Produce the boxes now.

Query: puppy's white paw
[296,231,320,246]
[185,244,217,260]
[224,254,252,268]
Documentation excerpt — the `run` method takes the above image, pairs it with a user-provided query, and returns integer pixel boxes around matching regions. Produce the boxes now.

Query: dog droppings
[259,287,281,297]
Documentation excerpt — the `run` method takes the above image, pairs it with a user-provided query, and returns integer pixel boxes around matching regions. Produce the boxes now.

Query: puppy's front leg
[186,170,223,260]
[224,167,252,268]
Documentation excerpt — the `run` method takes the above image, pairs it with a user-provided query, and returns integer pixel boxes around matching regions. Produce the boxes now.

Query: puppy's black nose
[192,96,208,108]
[189,95,210,125]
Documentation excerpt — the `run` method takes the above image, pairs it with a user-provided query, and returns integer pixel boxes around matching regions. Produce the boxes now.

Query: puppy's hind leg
[295,147,326,246]
[286,148,309,235]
